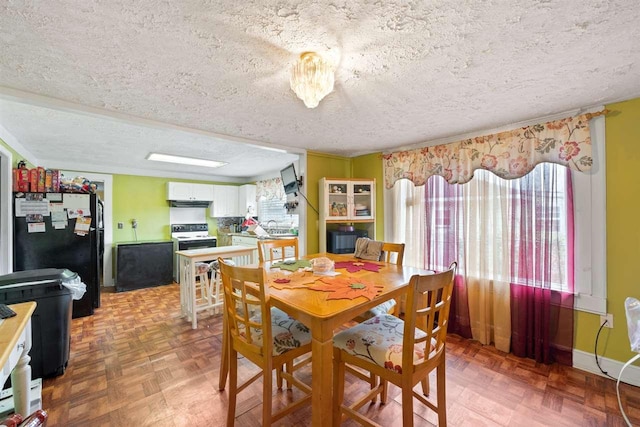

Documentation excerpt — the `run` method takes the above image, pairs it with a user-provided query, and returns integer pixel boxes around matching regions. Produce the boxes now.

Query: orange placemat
[268,271,317,290]
[308,276,383,300]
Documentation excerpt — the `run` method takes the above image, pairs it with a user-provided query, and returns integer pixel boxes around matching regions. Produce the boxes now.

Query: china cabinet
[318,178,376,252]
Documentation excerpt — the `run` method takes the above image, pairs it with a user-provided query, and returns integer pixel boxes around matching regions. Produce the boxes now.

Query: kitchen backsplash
[216,216,243,246]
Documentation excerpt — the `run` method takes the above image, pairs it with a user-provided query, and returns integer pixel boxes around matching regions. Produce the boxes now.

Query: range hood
[169,200,211,208]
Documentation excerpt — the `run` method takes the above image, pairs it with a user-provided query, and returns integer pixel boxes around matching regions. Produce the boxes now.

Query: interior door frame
[0,143,12,275]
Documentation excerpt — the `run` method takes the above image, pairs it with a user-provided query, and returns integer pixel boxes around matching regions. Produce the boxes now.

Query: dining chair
[257,237,299,262]
[257,237,305,388]
[332,262,457,427]
[346,242,406,400]
[218,258,312,426]
[354,241,405,321]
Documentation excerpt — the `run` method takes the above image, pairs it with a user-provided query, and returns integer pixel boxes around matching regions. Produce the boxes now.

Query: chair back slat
[219,258,272,357]
[380,242,405,266]
[402,262,457,372]
[257,238,299,263]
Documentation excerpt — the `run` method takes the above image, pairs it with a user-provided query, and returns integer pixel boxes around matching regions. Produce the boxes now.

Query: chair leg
[263,362,273,426]
[380,379,388,404]
[421,377,430,396]
[227,348,238,427]
[277,364,284,389]
[369,371,377,403]
[286,360,293,390]
[402,378,414,427]
[437,361,447,426]
[332,348,346,427]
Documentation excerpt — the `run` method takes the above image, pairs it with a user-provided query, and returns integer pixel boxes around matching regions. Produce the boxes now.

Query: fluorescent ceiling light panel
[146,153,227,168]
[248,144,288,153]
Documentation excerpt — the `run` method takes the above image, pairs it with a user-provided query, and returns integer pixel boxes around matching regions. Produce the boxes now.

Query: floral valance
[383,110,606,189]
[256,177,285,201]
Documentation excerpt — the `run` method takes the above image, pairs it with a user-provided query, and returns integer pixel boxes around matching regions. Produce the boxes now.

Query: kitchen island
[175,245,256,329]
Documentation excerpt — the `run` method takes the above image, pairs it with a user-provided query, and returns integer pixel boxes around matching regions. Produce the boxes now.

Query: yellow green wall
[112,175,229,243]
[574,98,640,363]
[305,151,351,253]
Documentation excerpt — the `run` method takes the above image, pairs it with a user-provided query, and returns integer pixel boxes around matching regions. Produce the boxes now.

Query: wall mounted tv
[280,163,300,195]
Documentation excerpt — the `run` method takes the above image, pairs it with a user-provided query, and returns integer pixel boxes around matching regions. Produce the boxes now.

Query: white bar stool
[195,262,213,309]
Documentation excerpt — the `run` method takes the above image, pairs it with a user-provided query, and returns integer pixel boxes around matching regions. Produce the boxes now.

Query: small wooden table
[217,253,430,427]
[176,245,256,329]
[0,301,37,417]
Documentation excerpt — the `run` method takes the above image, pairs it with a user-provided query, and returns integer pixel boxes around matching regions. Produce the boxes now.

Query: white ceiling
[1,1,639,181]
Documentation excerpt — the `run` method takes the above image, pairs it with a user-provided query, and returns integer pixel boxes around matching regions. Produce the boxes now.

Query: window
[385,114,607,313]
[423,162,572,293]
[257,197,299,230]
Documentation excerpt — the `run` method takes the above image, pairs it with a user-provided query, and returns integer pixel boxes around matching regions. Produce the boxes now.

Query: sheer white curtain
[386,179,426,269]
[462,171,512,352]
[386,163,571,354]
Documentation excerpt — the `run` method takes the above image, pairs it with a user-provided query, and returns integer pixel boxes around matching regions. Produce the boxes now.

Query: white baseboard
[573,349,640,387]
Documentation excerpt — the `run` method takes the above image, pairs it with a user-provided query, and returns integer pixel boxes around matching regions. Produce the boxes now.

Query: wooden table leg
[11,321,33,417]
[311,329,334,427]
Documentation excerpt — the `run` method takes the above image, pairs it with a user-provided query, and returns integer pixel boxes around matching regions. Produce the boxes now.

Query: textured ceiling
[1,0,639,180]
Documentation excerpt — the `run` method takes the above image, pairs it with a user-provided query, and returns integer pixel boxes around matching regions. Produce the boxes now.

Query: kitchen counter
[228,232,299,239]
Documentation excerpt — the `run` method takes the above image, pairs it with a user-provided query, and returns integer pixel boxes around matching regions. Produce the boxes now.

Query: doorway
[0,144,11,275]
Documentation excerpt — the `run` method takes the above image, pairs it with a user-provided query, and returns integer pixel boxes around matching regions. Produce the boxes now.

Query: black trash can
[0,268,75,381]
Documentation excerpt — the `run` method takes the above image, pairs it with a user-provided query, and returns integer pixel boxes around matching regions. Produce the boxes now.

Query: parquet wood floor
[41,283,639,426]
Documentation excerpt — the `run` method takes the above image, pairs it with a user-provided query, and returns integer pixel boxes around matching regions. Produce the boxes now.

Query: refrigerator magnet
[28,222,46,233]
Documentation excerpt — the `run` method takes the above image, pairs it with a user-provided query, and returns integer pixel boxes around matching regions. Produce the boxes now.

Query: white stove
[173,234,214,241]
[171,223,217,282]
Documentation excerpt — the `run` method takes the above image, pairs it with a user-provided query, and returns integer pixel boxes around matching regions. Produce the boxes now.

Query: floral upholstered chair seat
[333,314,434,373]
[195,262,211,274]
[240,307,311,355]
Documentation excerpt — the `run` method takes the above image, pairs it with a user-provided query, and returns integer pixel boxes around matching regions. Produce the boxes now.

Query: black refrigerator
[13,193,103,318]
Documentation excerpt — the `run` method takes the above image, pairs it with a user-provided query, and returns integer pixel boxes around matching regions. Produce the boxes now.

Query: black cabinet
[115,241,173,292]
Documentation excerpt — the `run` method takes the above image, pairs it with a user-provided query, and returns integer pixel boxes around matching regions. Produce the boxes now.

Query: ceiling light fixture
[290,51,335,108]
[146,153,227,168]
[250,144,288,154]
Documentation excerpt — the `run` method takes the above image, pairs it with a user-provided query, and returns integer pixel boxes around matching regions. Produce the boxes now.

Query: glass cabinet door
[326,181,350,220]
[351,182,374,220]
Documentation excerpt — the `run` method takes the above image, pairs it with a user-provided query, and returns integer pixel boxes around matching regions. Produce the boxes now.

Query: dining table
[217,252,432,427]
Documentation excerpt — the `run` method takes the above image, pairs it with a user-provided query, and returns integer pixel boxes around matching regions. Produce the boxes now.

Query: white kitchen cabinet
[211,185,240,217]
[167,182,214,201]
[319,178,376,252]
[231,235,259,260]
[238,184,257,216]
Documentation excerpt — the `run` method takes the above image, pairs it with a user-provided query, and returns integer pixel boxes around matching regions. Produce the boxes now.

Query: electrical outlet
[117,222,123,229]
[131,219,138,229]
[600,313,613,328]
